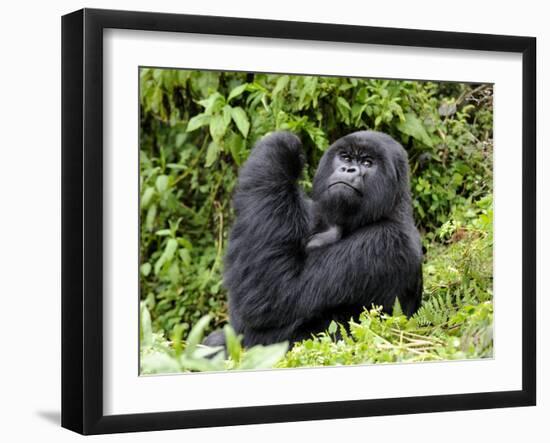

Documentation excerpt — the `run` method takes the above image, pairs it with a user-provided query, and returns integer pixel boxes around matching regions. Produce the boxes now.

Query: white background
[0,1,546,442]
[104,30,523,415]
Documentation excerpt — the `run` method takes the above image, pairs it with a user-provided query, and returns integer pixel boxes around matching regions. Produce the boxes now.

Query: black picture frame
[61,8,537,435]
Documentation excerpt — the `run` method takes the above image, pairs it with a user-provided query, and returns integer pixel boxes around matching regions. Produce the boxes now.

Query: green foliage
[139,68,493,357]
[278,302,492,367]
[140,306,288,374]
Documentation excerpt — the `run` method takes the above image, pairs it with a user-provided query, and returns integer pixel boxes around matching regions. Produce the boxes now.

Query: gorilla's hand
[305,225,342,252]
[239,132,305,187]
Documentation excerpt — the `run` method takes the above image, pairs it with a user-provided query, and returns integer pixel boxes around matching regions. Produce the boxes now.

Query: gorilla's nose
[339,166,359,175]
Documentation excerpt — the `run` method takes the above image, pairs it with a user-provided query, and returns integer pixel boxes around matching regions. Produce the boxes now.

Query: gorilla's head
[312,131,412,231]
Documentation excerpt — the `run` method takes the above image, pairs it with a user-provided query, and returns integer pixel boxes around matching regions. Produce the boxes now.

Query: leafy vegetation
[140,306,289,374]
[139,68,493,373]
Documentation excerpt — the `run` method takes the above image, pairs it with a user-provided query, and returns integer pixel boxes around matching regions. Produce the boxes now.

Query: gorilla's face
[312,131,409,230]
[325,147,374,203]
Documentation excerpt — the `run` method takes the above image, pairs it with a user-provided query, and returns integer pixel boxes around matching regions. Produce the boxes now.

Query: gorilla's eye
[340,153,352,162]
[361,157,373,167]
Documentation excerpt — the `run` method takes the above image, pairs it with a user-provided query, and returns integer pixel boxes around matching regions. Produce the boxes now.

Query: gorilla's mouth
[328,181,363,196]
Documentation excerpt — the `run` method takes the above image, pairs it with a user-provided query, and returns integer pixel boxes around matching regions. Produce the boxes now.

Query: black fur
[204,131,423,348]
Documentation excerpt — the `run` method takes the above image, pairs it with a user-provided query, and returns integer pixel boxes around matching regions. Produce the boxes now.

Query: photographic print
[62,9,535,433]
[138,68,494,375]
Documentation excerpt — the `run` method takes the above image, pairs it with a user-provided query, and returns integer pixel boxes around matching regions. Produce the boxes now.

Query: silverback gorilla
[204,131,423,348]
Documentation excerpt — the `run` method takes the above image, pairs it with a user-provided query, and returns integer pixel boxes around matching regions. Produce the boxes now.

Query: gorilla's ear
[392,150,409,188]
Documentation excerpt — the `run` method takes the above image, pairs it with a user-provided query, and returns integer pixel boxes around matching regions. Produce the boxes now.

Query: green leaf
[227,83,248,102]
[351,103,367,125]
[151,87,163,114]
[392,297,404,317]
[140,262,151,277]
[222,105,233,127]
[145,204,157,231]
[336,97,351,124]
[179,353,225,372]
[240,342,289,369]
[328,321,338,335]
[231,107,250,138]
[140,303,153,347]
[336,96,351,111]
[140,187,155,209]
[396,112,433,147]
[209,114,228,143]
[185,315,211,357]
[154,238,178,275]
[272,75,289,96]
[224,325,242,363]
[190,72,220,98]
[197,92,225,115]
[178,248,191,266]
[175,133,186,148]
[140,353,181,375]
[155,175,169,193]
[171,324,185,358]
[205,141,220,167]
[186,113,211,132]
[227,132,245,165]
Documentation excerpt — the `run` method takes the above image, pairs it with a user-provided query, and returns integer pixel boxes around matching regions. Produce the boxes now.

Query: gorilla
[204,131,423,348]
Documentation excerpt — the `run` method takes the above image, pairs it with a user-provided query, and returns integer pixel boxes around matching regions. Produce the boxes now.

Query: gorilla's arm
[226,132,422,336]
[299,224,423,317]
[224,132,311,330]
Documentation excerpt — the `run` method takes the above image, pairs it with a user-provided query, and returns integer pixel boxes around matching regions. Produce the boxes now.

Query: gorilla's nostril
[347,167,357,173]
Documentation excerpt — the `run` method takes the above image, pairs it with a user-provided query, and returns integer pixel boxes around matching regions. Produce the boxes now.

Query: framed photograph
[61,8,536,435]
